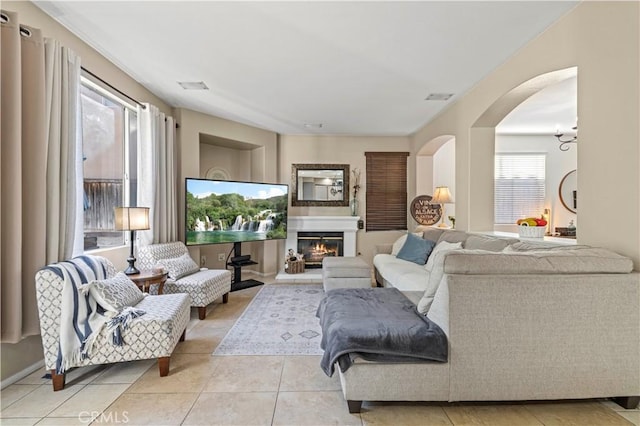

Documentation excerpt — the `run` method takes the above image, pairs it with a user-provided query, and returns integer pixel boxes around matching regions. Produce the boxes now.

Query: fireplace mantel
[286,216,359,257]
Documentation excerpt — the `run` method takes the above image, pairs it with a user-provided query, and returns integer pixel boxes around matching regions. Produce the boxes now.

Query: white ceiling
[35,1,578,136]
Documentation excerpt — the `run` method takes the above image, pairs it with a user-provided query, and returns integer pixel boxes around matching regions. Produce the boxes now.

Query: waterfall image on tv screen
[185,178,288,246]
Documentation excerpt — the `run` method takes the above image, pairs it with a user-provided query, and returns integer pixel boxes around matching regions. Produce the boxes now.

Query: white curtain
[44,39,84,262]
[137,103,178,245]
[0,11,82,342]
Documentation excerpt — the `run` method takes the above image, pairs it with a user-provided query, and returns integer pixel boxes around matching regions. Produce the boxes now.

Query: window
[81,77,137,250]
[365,152,409,231]
[494,153,545,224]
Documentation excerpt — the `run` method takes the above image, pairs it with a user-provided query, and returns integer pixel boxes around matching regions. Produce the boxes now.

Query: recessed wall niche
[199,133,258,182]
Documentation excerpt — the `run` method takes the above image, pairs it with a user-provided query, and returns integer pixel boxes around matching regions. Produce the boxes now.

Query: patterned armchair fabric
[35,255,190,391]
[137,242,232,319]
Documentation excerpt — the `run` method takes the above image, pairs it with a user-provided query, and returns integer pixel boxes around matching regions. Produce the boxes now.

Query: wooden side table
[128,270,168,294]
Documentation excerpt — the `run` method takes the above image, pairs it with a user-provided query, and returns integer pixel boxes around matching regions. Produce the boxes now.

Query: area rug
[213,284,324,356]
[213,284,324,355]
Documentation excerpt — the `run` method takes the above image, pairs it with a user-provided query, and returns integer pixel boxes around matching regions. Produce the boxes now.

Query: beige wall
[1,1,173,384]
[280,135,414,265]
[411,1,640,267]
[199,143,252,182]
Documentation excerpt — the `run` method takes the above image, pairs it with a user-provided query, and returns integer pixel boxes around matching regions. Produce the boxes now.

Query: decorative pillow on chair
[156,253,200,280]
[86,272,145,313]
[396,232,436,265]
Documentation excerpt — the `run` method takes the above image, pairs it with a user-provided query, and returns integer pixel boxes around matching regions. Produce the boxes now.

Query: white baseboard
[1,359,45,390]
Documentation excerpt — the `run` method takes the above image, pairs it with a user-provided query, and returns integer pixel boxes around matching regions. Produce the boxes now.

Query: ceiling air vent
[178,81,209,90]
[425,93,454,101]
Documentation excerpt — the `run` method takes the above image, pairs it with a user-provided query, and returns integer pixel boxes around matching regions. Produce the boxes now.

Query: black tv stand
[227,242,263,292]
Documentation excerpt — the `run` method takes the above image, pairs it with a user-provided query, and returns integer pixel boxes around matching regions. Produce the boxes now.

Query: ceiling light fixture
[555,125,577,151]
[425,93,454,101]
[304,123,323,129]
[177,81,209,90]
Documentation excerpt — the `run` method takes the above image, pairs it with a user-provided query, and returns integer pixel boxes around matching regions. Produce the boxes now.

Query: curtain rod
[81,66,146,110]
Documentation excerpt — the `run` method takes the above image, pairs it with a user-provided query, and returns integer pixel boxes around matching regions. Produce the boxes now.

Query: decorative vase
[350,198,359,216]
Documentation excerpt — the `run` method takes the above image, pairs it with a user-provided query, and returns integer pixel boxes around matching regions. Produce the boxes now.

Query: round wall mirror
[559,169,577,214]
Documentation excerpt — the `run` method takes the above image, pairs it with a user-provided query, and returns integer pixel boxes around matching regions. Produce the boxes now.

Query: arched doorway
[495,72,577,235]
[415,135,455,228]
[468,67,578,233]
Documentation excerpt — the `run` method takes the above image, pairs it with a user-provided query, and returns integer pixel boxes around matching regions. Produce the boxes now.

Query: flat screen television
[185,178,288,246]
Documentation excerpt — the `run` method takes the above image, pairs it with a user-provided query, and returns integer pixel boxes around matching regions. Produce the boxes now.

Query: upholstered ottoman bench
[322,257,372,291]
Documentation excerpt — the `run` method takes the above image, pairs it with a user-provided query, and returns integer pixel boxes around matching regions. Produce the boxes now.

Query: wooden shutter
[365,152,409,231]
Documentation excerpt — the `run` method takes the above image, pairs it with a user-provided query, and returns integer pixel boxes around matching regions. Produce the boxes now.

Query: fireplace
[278,216,359,282]
[297,232,344,268]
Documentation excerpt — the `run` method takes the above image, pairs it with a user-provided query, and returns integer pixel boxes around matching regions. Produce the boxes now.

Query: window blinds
[494,153,546,224]
[365,152,409,231]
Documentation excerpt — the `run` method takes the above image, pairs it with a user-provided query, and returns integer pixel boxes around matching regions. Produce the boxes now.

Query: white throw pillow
[418,241,462,313]
[88,272,145,313]
[424,240,462,271]
[391,232,423,256]
[156,253,200,280]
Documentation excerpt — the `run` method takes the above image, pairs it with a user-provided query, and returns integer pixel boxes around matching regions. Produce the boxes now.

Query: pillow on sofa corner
[422,228,446,244]
[418,240,463,314]
[156,253,200,280]
[425,240,462,272]
[396,232,436,265]
[87,272,145,313]
[391,232,423,256]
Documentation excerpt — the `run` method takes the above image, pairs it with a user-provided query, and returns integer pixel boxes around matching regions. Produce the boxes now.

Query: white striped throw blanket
[43,256,145,373]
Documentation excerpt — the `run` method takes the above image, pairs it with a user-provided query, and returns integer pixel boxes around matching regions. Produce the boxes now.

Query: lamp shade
[114,207,150,231]
[431,186,453,204]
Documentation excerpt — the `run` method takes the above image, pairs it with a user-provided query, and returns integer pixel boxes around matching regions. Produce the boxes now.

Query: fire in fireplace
[297,231,344,268]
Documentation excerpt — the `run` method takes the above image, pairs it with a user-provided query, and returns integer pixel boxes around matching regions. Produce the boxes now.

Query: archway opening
[415,135,456,228]
[471,66,577,235]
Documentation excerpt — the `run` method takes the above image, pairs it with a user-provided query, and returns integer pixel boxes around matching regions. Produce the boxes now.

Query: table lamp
[114,207,150,275]
[431,186,453,228]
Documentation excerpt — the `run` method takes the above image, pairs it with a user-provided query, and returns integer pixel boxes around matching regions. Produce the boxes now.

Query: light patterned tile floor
[1,275,637,425]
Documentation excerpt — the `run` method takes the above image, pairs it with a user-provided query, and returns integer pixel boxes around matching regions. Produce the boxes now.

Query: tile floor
[1,276,638,425]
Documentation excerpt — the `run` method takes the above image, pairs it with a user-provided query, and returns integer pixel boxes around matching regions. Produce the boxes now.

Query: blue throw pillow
[396,232,436,265]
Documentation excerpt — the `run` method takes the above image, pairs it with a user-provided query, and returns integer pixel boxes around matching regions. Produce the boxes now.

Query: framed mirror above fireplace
[291,163,350,207]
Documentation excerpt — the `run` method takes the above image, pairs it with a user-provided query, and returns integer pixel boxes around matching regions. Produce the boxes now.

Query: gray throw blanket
[316,288,448,376]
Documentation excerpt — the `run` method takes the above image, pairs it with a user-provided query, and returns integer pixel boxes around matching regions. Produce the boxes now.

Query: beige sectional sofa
[338,229,639,413]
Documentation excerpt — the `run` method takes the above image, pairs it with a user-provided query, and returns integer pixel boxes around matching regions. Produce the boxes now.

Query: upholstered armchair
[137,241,232,319]
[35,255,190,391]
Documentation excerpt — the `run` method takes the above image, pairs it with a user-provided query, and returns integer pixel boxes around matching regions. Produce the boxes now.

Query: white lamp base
[437,204,450,228]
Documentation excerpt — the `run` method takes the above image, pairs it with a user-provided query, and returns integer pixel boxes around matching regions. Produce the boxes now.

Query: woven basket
[285,259,305,274]
[518,225,546,238]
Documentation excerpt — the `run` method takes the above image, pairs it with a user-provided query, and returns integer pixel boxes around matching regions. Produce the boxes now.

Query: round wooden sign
[410,195,442,225]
